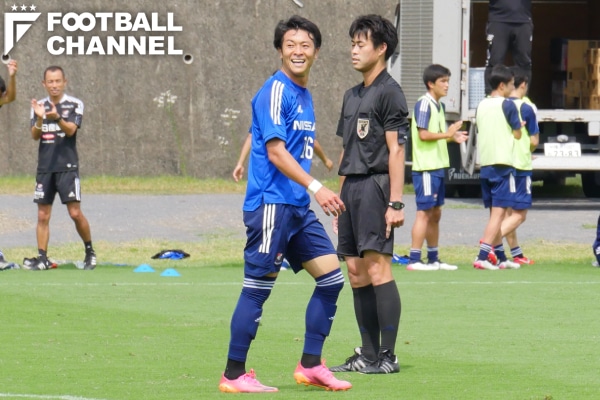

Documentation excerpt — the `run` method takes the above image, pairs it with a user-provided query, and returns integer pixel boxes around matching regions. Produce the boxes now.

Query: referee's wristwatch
[388,201,405,210]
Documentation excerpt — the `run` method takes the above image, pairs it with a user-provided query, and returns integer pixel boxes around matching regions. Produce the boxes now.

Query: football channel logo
[3,4,191,61]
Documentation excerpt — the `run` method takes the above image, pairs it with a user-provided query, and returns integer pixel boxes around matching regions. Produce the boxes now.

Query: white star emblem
[30,4,36,11]
[11,4,18,11]
[20,4,27,11]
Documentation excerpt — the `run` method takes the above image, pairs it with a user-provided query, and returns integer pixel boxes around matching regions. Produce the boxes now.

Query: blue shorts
[412,170,445,211]
[480,165,516,209]
[243,203,336,278]
[512,171,532,210]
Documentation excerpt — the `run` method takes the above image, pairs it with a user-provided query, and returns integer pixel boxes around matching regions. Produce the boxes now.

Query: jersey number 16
[300,136,314,160]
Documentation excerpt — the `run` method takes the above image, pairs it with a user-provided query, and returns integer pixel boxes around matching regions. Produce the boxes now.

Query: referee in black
[329,15,409,375]
[28,66,96,270]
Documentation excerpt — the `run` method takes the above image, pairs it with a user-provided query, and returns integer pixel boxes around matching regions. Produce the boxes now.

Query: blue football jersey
[243,70,317,211]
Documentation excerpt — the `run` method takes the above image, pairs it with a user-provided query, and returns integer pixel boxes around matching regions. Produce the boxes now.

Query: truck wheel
[446,184,481,198]
[542,176,566,187]
[456,185,481,198]
[445,184,458,198]
[581,172,600,198]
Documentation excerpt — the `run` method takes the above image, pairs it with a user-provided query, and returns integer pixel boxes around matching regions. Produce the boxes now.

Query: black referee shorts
[337,174,395,257]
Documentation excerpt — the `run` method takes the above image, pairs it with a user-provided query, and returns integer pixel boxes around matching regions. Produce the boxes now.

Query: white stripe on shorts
[259,204,276,254]
[423,171,432,196]
[74,177,81,201]
[509,173,516,193]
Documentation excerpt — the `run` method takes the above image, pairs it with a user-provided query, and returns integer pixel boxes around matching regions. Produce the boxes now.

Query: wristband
[307,179,323,194]
[55,116,63,123]
[34,123,42,130]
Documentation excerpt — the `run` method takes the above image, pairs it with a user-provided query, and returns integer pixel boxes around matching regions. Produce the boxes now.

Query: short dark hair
[273,15,322,50]
[513,73,529,88]
[349,15,398,60]
[43,65,65,80]
[423,64,451,89]
[488,64,513,91]
[0,75,5,94]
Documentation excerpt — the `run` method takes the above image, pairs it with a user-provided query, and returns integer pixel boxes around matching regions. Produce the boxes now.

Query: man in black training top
[27,66,96,271]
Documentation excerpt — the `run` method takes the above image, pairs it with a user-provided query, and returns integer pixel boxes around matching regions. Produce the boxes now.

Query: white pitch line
[1,280,600,287]
[0,394,108,400]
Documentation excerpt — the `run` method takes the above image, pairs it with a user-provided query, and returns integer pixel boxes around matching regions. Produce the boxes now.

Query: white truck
[389,0,600,197]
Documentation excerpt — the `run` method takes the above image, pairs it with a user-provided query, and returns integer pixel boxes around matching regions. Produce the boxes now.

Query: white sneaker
[430,261,458,271]
[498,260,521,269]
[406,261,439,271]
[473,258,499,270]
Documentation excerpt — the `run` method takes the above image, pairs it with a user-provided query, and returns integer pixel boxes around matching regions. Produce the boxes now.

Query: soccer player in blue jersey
[473,64,523,270]
[218,16,351,393]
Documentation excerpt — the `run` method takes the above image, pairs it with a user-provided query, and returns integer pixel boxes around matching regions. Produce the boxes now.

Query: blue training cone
[161,268,181,277]
[134,264,155,273]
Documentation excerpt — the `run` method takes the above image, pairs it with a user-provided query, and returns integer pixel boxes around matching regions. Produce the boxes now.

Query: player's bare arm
[418,120,467,143]
[0,60,17,106]
[30,99,45,140]
[513,127,522,140]
[6,60,17,100]
[332,149,346,235]
[232,133,251,182]
[266,138,345,217]
[530,133,539,151]
[447,120,468,143]
[314,139,334,171]
[385,130,405,238]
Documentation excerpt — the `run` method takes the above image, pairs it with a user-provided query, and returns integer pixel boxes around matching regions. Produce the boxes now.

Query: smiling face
[43,69,67,101]
[278,28,318,87]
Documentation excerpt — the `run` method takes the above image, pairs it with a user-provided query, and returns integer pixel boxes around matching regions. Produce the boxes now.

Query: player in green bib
[473,64,523,270]
[500,74,539,265]
[407,64,467,271]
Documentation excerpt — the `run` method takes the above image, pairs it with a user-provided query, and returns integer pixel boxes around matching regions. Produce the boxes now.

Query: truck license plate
[543,142,581,157]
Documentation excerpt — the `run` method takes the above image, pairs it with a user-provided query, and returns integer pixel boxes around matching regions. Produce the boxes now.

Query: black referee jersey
[336,70,409,176]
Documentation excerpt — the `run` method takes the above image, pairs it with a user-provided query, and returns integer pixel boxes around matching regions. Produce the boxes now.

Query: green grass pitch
[1,246,599,400]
